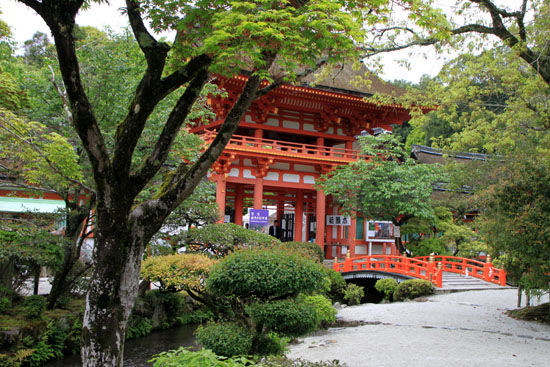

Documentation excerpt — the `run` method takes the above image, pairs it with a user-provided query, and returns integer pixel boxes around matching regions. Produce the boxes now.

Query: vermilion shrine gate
[192,65,415,259]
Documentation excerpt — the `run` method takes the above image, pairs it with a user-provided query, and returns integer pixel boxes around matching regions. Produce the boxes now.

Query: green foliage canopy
[320,134,442,225]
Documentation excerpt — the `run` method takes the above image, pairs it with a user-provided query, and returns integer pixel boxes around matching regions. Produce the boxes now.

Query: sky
[0,0,446,83]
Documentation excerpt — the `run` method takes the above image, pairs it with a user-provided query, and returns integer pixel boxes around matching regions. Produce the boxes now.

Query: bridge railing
[333,255,443,288]
[413,255,506,286]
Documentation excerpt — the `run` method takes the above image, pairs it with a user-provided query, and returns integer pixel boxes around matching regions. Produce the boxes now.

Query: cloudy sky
[1,0,445,83]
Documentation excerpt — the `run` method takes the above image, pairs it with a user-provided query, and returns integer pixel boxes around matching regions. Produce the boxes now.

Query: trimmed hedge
[206,248,325,300]
[195,322,252,357]
[374,278,398,301]
[184,223,280,256]
[299,294,336,327]
[393,279,434,301]
[247,300,318,337]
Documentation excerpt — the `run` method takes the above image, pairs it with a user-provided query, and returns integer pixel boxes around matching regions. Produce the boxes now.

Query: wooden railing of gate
[202,130,369,163]
[413,255,506,286]
[333,255,443,288]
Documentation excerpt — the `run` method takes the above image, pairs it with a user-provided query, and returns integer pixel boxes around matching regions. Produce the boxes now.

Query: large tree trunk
[0,259,15,299]
[80,209,145,367]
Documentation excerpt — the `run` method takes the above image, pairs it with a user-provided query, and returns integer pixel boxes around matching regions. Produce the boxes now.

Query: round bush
[374,278,399,301]
[393,279,434,301]
[141,253,218,292]
[23,295,46,319]
[195,321,252,357]
[343,283,364,306]
[207,248,326,300]
[247,300,318,337]
[299,294,336,327]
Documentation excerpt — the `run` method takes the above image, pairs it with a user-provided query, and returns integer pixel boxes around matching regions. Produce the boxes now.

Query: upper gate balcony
[201,130,370,167]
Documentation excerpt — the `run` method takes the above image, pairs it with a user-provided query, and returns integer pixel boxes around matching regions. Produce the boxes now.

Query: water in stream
[44,324,198,367]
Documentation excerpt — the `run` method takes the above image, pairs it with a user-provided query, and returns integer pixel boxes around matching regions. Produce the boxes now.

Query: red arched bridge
[333,255,506,288]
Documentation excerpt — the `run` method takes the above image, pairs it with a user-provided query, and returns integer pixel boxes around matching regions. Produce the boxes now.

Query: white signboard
[326,215,351,226]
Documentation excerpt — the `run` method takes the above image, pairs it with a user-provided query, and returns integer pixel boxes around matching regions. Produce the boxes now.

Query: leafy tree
[14,0,456,364]
[477,151,550,303]
[319,134,443,253]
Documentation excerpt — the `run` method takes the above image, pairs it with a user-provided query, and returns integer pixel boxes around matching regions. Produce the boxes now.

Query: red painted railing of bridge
[333,254,507,288]
[413,255,506,286]
[333,255,443,288]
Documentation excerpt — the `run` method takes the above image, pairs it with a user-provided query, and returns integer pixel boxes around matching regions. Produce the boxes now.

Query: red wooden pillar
[234,185,244,226]
[253,178,263,209]
[294,190,303,242]
[345,141,353,150]
[315,189,326,249]
[215,175,226,223]
[276,200,284,223]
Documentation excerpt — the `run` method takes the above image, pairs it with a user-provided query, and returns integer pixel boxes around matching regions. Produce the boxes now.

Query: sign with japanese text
[249,209,269,233]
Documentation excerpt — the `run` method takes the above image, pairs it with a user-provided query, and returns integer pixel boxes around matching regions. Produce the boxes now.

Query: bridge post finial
[486,254,492,264]
[429,253,435,263]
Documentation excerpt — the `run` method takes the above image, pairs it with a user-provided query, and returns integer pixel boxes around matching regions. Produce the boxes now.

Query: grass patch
[507,302,550,324]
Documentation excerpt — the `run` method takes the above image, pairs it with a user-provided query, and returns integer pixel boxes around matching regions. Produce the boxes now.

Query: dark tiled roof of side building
[411,144,488,164]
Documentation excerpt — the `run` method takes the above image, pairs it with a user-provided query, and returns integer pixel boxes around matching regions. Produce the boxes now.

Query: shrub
[343,284,364,306]
[322,268,346,302]
[374,279,398,301]
[195,322,253,357]
[184,223,280,256]
[272,242,324,263]
[126,318,153,340]
[299,294,336,327]
[141,253,218,293]
[254,332,289,356]
[23,295,46,320]
[176,309,214,325]
[393,279,434,301]
[150,347,254,367]
[27,320,67,366]
[0,296,10,314]
[247,300,318,337]
[207,248,326,300]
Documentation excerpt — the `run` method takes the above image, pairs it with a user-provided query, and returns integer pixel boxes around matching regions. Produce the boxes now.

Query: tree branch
[125,0,170,70]
[130,67,211,195]
[112,54,212,180]
[131,53,277,238]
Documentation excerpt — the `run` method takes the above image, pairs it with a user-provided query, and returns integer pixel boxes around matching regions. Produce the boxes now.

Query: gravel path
[287,289,550,367]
